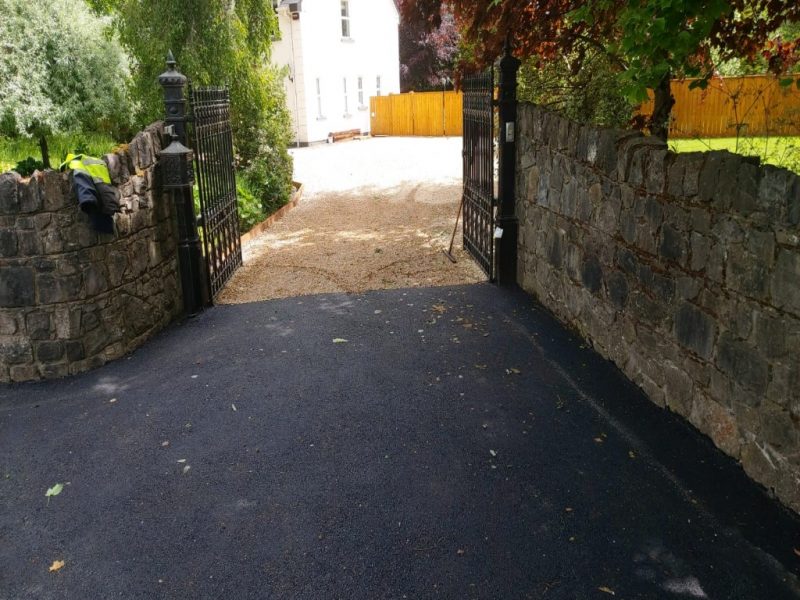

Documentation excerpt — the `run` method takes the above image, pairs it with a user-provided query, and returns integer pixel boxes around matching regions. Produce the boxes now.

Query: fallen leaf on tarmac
[45,483,63,499]
[49,560,65,572]
[598,586,615,595]
[565,507,573,512]
[161,441,170,447]
[794,548,800,557]
[231,404,237,412]
[332,338,349,344]
[594,437,604,444]
[432,304,447,314]
[628,451,636,459]
[475,364,487,370]
[109,398,117,404]
[182,465,191,474]
[506,368,521,375]
[177,459,186,463]
[456,549,465,556]
[489,449,497,457]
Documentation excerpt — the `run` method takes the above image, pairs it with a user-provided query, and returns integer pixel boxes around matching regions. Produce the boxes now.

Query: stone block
[770,249,800,316]
[0,266,35,307]
[0,340,32,365]
[676,276,702,301]
[580,254,603,294]
[18,177,42,213]
[36,273,83,305]
[664,362,693,415]
[17,231,42,256]
[689,233,711,272]
[658,224,686,265]
[26,311,52,340]
[9,364,38,382]
[716,331,768,393]
[689,395,742,458]
[0,228,17,257]
[674,303,716,359]
[53,306,82,338]
[605,270,629,310]
[0,172,20,214]
[731,161,759,215]
[41,171,69,211]
[726,246,769,300]
[760,403,798,450]
[83,264,109,297]
[645,149,667,194]
[65,340,85,361]
[0,311,17,335]
[36,340,64,363]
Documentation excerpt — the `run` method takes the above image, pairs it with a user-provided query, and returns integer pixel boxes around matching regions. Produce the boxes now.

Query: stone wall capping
[516,102,800,514]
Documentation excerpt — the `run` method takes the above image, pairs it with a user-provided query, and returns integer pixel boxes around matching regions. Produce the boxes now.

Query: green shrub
[236,179,266,233]
[12,157,44,177]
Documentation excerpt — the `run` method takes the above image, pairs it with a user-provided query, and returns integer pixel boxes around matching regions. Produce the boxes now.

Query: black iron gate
[462,70,496,280]
[189,86,242,300]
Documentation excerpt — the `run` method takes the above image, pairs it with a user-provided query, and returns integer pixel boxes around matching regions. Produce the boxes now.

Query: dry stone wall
[516,103,800,512]
[0,123,182,383]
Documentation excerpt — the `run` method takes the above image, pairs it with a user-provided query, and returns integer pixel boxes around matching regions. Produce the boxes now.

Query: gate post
[158,54,206,315]
[495,36,521,286]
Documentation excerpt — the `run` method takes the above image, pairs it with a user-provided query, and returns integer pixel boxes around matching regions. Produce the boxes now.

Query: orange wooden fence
[370,90,463,136]
[639,74,800,138]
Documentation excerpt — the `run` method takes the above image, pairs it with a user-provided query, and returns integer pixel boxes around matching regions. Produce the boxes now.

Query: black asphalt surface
[1,283,799,599]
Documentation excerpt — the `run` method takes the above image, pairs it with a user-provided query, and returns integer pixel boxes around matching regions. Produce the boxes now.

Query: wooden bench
[328,129,362,143]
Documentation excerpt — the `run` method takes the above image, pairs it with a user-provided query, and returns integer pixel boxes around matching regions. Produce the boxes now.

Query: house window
[316,77,324,118]
[340,0,350,38]
[357,76,364,107]
[376,75,382,97]
[343,77,349,115]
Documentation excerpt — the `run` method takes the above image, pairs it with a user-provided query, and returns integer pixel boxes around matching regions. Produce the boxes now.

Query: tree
[93,0,294,206]
[399,5,459,92]
[405,0,800,140]
[0,0,134,167]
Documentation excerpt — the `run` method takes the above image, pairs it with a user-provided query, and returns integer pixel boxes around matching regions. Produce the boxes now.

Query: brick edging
[240,181,304,246]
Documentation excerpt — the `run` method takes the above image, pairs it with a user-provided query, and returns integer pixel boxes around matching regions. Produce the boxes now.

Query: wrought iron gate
[189,86,242,300]
[462,70,496,280]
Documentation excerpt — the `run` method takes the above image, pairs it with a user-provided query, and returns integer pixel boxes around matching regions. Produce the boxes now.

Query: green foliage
[12,157,44,177]
[0,133,117,173]
[518,48,635,128]
[94,0,294,207]
[236,180,266,234]
[0,0,135,144]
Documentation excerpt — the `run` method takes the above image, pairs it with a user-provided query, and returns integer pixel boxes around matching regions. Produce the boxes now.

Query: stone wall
[0,123,182,383]
[516,103,800,512]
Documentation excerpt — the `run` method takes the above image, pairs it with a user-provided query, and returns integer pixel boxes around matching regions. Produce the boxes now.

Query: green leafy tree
[0,0,134,167]
[93,0,294,206]
[405,0,800,140]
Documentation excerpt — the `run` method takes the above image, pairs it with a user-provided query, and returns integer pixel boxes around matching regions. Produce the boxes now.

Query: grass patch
[0,133,118,173]
[668,136,800,174]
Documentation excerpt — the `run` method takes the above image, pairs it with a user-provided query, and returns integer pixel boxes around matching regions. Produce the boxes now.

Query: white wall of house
[271,0,401,145]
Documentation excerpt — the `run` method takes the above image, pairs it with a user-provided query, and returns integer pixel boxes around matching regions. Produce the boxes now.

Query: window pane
[341,0,348,17]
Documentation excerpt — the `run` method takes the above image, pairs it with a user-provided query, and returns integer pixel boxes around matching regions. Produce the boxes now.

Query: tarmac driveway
[1,284,799,599]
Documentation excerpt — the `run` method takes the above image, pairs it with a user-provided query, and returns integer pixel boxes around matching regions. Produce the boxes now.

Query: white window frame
[357,76,365,109]
[376,75,382,97]
[316,77,325,119]
[340,0,351,39]
[343,77,350,117]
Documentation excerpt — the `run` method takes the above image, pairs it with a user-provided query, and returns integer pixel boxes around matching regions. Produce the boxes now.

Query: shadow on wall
[515,102,800,514]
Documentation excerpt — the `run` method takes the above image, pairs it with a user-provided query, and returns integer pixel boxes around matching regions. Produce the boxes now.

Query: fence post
[495,36,521,286]
[158,53,206,315]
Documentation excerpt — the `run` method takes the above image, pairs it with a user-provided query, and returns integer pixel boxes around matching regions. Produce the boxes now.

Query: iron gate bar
[462,69,495,280]
[190,86,242,300]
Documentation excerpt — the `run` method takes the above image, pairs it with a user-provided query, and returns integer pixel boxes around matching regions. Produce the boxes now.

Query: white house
[271,0,401,145]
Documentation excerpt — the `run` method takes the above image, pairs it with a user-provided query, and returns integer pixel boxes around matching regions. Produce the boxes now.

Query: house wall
[272,0,401,144]
[0,123,182,383]
[515,103,800,513]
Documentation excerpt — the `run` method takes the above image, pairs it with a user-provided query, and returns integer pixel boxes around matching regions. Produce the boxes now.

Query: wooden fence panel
[639,75,800,138]
[370,90,463,136]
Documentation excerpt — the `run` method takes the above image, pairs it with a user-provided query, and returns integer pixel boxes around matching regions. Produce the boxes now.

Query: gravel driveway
[217,137,485,304]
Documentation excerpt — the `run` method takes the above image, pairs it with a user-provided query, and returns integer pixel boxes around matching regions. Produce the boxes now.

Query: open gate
[462,70,496,280]
[189,86,242,300]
